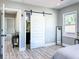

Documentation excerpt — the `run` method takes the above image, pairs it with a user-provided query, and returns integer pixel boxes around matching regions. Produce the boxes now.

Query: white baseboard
[44,42,55,47]
[31,42,71,49]
[44,42,71,47]
[54,41,71,47]
[63,43,71,47]
[19,48,26,51]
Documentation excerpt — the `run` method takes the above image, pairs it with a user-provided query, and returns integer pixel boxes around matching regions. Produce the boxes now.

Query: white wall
[16,11,20,32]
[19,11,26,51]
[45,12,57,44]
[4,1,57,49]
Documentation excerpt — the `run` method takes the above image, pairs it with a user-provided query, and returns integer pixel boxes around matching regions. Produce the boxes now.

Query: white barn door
[31,13,45,48]
[45,15,56,44]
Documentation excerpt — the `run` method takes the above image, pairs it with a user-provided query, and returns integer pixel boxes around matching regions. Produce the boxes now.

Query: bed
[53,44,79,59]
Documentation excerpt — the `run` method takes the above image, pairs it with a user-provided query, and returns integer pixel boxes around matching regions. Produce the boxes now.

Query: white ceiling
[4,0,79,9]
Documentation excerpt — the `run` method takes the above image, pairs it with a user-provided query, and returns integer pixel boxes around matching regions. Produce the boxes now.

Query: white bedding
[53,44,79,59]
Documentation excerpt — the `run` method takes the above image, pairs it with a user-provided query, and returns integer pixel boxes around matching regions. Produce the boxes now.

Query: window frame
[63,11,77,38]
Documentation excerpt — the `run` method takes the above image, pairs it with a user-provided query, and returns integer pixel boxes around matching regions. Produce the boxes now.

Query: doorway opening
[26,13,31,49]
[5,10,17,39]
[4,8,20,48]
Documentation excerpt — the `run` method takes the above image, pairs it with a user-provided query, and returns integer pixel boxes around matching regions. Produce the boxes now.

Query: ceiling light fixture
[60,0,64,1]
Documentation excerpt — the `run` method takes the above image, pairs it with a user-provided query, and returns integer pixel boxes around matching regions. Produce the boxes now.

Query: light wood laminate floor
[4,40,62,59]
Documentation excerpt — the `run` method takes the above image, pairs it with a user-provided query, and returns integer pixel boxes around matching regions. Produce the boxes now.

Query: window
[63,11,77,35]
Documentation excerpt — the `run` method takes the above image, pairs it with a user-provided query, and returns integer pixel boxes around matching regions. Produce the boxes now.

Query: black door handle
[0,34,6,37]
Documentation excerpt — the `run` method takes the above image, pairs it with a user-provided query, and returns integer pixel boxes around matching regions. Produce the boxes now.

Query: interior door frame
[5,7,26,52]
[2,4,21,59]
[2,4,5,59]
